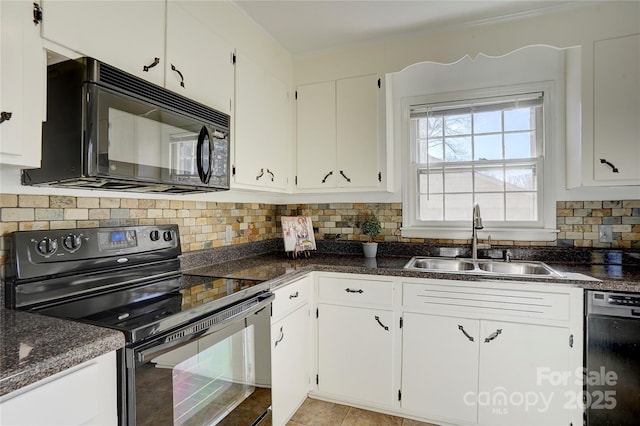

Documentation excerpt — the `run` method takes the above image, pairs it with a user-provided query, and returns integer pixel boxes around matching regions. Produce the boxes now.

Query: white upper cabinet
[296,74,384,192]
[568,33,640,188]
[592,34,640,184]
[39,0,165,86]
[234,51,291,191]
[0,1,46,168]
[296,80,337,189]
[165,1,234,113]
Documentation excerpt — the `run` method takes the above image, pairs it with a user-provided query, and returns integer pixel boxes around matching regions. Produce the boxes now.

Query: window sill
[400,227,559,242]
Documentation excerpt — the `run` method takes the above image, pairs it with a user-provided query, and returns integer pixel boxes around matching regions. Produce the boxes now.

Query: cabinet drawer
[272,276,311,321]
[403,281,570,321]
[318,276,393,306]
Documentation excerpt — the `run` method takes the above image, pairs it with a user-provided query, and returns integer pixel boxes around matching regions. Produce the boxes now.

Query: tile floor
[287,398,437,426]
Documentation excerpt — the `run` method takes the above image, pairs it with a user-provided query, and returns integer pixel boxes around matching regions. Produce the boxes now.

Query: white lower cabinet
[402,313,480,424]
[402,314,572,426]
[0,351,117,425]
[270,275,312,426]
[400,279,583,426]
[272,305,310,426]
[317,303,394,407]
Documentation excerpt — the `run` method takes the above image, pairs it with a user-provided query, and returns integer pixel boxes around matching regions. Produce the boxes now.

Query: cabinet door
[402,313,479,424]
[593,34,640,184]
[271,305,309,426]
[317,304,394,407]
[234,51,291,191]
[336,74,380,188]
[165,1,234,113]
[478,321,570,426]
[40,0,165,86]
[295,81,336,189]
[0,1,45,167]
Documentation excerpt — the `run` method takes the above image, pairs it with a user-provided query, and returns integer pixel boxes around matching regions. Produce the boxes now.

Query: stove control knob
[150,230,160,241]
[36,237,58,256]
[62,234,82,251]
[163,231,173,242]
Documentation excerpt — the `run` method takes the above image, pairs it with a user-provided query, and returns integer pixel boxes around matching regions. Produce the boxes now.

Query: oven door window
[88,84,224,187]
[135,320,270,426]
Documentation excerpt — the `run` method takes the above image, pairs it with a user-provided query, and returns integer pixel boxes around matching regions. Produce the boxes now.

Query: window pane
[419,194,443,221]
[474,167,504,192]
[426,138,444,162]
[505,165,536,191]
[474,110,502,134]
[444,193,472,220]
[426,116,442,137]
[475,194,505,221]
[474,134,503,160]
[506,192,537,221]
[419,171,443,194]
[504,107,533,131]
[444,137,472,161]
[444,169,472,193]
[505,132,536,158]
[444,114,471,136]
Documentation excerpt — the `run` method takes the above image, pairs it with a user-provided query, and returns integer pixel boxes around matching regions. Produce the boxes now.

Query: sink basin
[409,258,475,272]
[476,261,555,276]
[403,256,565,278]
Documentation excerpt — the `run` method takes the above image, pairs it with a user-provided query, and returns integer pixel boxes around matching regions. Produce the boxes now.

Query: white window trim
[401,82,559,242]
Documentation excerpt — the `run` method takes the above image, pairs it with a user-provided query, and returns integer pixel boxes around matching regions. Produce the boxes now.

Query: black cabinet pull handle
[289,291,299,299]
[170,64,185,88]
[256,168,264,181]
[375,316,389,331]
[0,112,13,124]
[321,171,333,183]
[274,326,284,347]
[266,168,274,182]
[378,172,382,182]
[458,325,475,342]
[32,3,42,25]
[600,158,619,173]
[143,57,160,72]
[339,170,351,182]
[484,329,503,343]
[345,288,363,294]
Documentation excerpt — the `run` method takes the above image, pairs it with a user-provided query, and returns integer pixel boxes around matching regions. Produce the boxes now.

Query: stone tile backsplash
[1,194,639,277]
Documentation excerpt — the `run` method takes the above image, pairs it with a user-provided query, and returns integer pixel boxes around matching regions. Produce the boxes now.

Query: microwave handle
[196,126,212,184]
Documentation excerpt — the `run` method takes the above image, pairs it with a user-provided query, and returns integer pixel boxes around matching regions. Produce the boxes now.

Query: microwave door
[94,85,207,185]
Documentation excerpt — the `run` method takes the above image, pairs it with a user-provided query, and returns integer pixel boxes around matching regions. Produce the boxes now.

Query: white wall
[291,1,640,203]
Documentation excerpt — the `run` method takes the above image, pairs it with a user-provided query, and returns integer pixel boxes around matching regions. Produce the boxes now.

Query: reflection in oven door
[127,298,272,426]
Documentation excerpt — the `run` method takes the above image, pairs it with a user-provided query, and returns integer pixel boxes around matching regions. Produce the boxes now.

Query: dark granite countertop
[2,243,637,400]
[183,252,640,292]
[0,308,125,398]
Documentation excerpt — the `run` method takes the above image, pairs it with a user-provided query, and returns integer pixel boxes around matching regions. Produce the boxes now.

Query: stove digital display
[111,231,125,242]
[98,230,137,250]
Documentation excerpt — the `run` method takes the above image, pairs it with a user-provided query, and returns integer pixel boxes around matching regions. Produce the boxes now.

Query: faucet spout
[472,203,483,260]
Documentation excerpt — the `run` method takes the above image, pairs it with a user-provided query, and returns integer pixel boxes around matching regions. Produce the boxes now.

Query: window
[402,86,557,241]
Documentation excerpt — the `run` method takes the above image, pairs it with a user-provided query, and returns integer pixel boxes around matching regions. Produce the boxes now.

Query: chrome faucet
[471,203,483,261]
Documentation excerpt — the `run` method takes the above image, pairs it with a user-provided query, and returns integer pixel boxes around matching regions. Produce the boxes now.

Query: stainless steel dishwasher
[586,291,640,425]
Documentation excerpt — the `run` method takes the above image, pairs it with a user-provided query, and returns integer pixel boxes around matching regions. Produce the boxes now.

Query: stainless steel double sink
[403,256,565,278]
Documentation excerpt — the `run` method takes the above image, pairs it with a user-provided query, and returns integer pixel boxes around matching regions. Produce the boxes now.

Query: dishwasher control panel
[588,291,640,317]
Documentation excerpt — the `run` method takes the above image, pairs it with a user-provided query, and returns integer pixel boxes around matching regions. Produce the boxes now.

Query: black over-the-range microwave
[22,57,230,193]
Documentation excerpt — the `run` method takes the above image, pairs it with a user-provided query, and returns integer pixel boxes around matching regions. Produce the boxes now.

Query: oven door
[125,293,273,426]
[86,83,230,190]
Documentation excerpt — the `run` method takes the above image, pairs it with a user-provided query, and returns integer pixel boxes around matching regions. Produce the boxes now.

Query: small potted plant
[361,215,381,258]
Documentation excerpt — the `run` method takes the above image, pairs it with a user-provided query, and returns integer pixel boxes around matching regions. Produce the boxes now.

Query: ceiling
[232,0,574,56]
